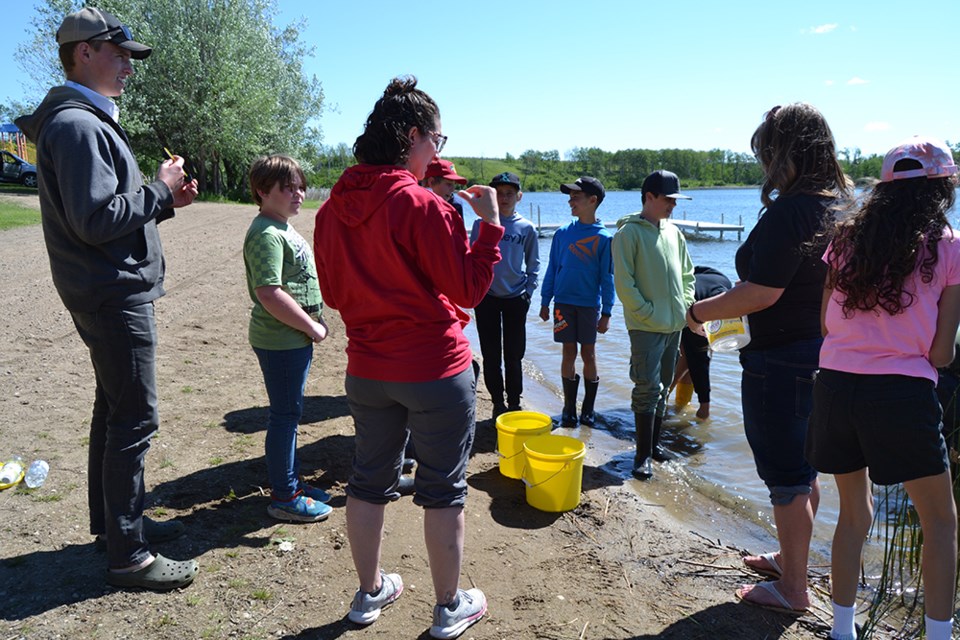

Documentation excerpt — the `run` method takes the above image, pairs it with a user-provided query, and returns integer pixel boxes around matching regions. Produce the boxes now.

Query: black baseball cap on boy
[560,176,605,205]
[641,170,692,200]
[490,172,522,190]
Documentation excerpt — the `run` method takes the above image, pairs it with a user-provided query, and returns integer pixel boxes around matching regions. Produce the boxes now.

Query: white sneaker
[347,571,403,624]
[430,588,487,639]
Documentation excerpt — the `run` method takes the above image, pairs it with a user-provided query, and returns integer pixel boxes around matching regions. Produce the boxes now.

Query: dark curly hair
[826,165,957,317]
[751,103,852,208]
[353,76,439,166]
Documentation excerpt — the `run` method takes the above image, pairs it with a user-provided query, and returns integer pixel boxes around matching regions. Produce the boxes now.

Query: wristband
[688,303,704,325]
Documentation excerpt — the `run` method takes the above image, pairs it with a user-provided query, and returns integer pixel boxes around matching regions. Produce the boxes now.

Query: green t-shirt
[243,215,323,350]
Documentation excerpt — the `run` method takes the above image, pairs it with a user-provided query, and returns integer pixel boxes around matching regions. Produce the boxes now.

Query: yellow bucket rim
[495,410,552,434]
[523,434,586,462]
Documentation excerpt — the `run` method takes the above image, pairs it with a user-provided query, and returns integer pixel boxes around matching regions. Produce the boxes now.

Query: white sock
[925,615,953,640]
[830,601,856,639]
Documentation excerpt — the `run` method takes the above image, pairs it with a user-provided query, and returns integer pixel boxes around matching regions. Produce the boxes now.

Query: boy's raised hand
[458,185,500,226]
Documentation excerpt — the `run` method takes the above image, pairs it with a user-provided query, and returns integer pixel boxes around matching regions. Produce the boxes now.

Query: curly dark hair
[751,103,852,208]
[353,76,439,166]
[826,167,957,317]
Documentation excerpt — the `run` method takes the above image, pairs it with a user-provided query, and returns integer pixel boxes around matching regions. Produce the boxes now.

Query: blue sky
[3,0,958,159]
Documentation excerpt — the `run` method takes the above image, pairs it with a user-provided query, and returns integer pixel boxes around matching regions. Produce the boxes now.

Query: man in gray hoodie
[16,6,199,590]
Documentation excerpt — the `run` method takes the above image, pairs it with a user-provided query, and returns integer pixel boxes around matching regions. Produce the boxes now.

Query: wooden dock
[535,217,744,241]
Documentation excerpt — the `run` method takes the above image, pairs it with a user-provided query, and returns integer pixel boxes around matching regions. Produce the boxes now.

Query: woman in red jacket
[314,76,502,640]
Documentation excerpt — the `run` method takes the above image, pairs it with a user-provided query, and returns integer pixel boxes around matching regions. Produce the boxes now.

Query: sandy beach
[0,192,837,639]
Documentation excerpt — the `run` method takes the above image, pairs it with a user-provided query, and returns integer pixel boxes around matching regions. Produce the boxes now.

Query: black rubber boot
[561,374,580,427]
[652,414,677,462]
[632,412,655,480]
[580,378,599,426]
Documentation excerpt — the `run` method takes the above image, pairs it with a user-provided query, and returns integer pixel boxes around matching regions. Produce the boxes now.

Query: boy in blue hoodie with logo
[540,176,615,427]
[471,172,540,416]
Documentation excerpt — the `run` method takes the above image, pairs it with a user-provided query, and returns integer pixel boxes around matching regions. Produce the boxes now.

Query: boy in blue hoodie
[539,176,615,426]
[471,172,540,416]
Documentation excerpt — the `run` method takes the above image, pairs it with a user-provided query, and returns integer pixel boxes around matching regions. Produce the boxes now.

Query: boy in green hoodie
[613,170,695,480]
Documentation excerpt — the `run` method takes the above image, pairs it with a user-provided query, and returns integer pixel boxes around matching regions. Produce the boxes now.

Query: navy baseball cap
[490,172,521,189]
[560,176,605,205]
[641,170,692,199]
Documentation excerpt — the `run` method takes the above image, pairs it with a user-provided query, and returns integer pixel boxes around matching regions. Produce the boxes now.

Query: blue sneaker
[267,491,331,522]
[299,483,332,503]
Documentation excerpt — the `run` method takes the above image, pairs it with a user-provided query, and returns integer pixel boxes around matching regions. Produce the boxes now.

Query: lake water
[460,187,959,561]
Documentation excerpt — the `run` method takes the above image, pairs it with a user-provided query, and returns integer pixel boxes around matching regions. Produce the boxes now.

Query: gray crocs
[106,554,199,590]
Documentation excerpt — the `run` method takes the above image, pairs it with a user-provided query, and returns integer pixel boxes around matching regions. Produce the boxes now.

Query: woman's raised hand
[458,185,500,226]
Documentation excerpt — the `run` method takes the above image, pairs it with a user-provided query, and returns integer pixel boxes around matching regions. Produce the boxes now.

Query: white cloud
[864,122,891,132]
[847,77,869,85]
[804,23,838,35]
[824,80,835,86]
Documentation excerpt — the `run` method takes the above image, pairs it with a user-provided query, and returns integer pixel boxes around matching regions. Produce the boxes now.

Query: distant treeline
[308,144,930,191]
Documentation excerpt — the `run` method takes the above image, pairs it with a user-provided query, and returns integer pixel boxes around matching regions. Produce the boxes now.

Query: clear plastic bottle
[0,455,25,489]
[24,460,49,488]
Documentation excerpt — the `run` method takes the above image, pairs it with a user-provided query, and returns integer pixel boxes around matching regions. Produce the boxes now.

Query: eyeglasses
[430,131,448,154]
[87,24,134,45]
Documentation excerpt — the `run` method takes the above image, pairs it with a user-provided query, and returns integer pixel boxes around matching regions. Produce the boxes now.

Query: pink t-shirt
[821,228,960,383]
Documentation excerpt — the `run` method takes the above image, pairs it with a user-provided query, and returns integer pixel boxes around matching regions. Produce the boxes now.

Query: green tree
[18,0,324,199]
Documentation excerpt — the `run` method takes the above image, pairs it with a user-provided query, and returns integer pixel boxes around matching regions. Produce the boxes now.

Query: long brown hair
[751,103,851,208]
[826,170,956,317]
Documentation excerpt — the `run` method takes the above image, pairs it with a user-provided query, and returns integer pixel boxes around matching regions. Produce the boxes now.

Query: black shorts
[805,368,949,485]
[552,303,599,345]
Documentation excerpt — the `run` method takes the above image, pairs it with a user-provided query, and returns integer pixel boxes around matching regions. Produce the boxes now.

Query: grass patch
[0,201,40,231]
[208,456,224,466]
[251,588,272,601]
[158,458,174,469]
[31,493,62,503]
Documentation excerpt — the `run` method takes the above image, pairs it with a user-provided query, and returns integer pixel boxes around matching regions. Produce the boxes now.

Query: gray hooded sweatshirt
[16,86,174,312]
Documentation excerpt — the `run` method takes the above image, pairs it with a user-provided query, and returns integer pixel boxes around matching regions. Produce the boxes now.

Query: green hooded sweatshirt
[612,213,695,332]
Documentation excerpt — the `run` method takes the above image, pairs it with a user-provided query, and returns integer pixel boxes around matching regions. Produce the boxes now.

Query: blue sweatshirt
[470,213,539,299]
[540,219,615,315]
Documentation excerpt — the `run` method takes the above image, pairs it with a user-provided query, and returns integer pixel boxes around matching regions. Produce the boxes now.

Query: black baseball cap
[490,172,521,189]
[560,176,605,205]
[641,170,691,200]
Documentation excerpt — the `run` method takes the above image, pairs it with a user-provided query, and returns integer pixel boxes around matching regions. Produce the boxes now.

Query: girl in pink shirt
[807,136,960,640]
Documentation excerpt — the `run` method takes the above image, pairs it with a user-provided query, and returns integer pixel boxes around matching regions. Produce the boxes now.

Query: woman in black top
[686,103,851,613]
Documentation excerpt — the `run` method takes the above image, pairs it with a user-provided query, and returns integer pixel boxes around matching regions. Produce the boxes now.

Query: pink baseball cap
[880,135,958,183]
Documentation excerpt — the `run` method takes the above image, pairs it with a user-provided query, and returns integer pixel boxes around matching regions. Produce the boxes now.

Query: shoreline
[0,198,841,639]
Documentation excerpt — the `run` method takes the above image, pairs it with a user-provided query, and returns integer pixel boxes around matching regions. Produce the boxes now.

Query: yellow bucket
[522,434,586,512]
[495,411,552,479]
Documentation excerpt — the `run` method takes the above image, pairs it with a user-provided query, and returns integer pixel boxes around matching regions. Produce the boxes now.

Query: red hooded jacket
[314,164,503,382]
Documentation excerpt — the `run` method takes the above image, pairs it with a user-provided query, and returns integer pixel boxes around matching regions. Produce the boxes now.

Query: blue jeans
[740,338,821,504]
[253,344,313,499]
[71,303,158,569]
[628,330,681,416]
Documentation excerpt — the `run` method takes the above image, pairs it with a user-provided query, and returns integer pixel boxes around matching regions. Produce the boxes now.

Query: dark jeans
[475,293,529,407]
[253,344,313,499]
[739,338,820,504]
[71,303,158,569]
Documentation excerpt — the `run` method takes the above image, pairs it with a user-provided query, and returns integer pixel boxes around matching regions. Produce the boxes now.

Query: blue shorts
[740,338,821,504]
[552,303,599,345]
[345,366,476,508]
[806,368,948,485]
